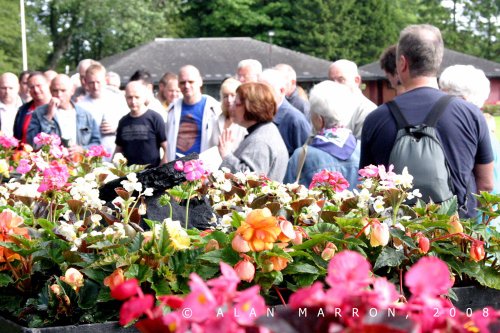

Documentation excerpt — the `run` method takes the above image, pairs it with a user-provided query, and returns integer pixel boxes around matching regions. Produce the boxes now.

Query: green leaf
[293,274,319,288]
[474,266,500,290]
[283,262,319,275]
[436,196,458,215]
[151,278,172,296]
[36,218,58,238]
[125,264,153,282]
[195,265,220,280]
[390,228,417,249]
[373,247,405,271]
[0,272,13,287]
[78,279,101,309]
[231,211,244,228]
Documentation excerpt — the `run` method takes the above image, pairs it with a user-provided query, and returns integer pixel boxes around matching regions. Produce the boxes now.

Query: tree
[26,0,181,70]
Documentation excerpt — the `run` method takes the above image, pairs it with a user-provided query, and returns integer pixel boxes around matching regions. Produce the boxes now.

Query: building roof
[99,37,336,84]
[359,48,500,80]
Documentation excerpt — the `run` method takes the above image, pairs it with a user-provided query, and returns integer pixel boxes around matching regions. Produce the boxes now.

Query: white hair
[439,65,490,108]
[237,59,263,73]
[274,63,297,81]
[258,68,286,99]
[309,80,357,128]
[329,59,359,78]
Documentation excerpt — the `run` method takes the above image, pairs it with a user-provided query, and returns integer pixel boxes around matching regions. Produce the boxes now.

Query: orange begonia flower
[0,210,29,265]
[269,256,288,271]
[237,208,281,252]
[104,268,126,290]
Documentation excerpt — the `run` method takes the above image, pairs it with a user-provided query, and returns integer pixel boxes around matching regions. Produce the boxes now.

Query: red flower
[111,279,140,301]
[119,294,155,326]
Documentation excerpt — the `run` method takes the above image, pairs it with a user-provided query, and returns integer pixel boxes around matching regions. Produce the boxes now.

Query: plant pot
[0,315,139,333]
[451,286,500,311]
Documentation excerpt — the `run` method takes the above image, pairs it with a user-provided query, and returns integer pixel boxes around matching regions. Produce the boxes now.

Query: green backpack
[387,95,455,204]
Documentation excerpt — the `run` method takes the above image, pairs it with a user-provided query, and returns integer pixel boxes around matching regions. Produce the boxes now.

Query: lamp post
[268,30,275,67]
[20,0,28,70]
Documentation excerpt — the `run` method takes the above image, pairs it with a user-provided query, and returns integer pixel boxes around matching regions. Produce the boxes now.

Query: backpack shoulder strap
[387,100,409,130]
[424,95,454,127]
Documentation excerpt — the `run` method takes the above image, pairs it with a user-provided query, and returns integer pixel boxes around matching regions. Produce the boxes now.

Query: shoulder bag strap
[295,135,314,184]
[424,95,454,127]
[387,100,409,129]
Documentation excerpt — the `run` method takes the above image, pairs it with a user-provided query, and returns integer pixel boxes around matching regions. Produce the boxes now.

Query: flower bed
[0,133,499,331]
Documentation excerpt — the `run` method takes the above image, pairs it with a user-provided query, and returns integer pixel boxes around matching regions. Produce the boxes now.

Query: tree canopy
[0,0,497,74]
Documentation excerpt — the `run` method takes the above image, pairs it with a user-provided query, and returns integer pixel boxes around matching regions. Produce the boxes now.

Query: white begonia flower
[395,167,414,189]
[247,193,256,204]
[362,178,374,190]
[112,197,125,210]
[54,221,77,242]
[407,189,422,201]
[90,230,103,237]
[113,153,127,165]
[373,197,385,213]
[143,187,154,197]
[103,227,116,237]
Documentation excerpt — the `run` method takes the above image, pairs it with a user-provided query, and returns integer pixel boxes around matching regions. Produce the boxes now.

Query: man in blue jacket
[27,74,101,156]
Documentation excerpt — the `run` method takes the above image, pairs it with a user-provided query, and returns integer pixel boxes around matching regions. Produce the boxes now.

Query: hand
[47,97,61,121]
[100,120,116,135]
[218,128,233,159]
[68,144,84,159]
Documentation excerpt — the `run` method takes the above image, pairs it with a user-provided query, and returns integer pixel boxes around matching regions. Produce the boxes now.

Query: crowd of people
[0,24,497,220]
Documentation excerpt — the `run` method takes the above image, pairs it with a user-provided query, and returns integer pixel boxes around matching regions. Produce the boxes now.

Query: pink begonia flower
[207,262,240,304]
[182,273,218,323]
[0,135,19,149]
[234,260,255,283]
[232,285,267,326]
[119,294,155,326]
[309,170,349,191]
[368,277,400,308]
[50,145,69,159]
[405,256,453,297]
[358,164,379,178]
[31,154,49,171]
[37,161,70,193]
[326,250,372,291]
[86,145,111,158]
[405,295,454,332]
[472,307,500,333]
[16,159,32,174]
[33,132,61,147]
[288,281,326,308]
[183,160,207,181]
[174,160,184,171]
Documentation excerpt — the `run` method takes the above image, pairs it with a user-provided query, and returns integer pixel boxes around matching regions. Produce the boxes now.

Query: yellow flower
[61,268,84,291]
[237,208,281,252]
[0,159,9,178]
[166,220,190,250]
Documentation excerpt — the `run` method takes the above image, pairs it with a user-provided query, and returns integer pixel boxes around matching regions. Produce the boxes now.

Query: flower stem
[273,286,286,306]
[185,187,193,229]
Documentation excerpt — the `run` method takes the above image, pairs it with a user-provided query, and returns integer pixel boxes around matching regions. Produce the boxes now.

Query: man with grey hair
[259,68,311,156]
[360,24,493,218]
[284,81,360,188]
[236,59,262,83]
[275,63,310,117]
[328,59,376,139]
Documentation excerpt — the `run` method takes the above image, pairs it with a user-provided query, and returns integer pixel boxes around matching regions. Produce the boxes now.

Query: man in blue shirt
[259,69,311,157]
[166,65,221,161]
[360,24,493,218]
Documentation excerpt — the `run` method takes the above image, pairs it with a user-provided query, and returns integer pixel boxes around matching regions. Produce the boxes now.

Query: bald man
[114,81,167,167]
[165,65,221,161]
[328,59,377,139]
[0,72,22,136]
[27,74,100,155]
